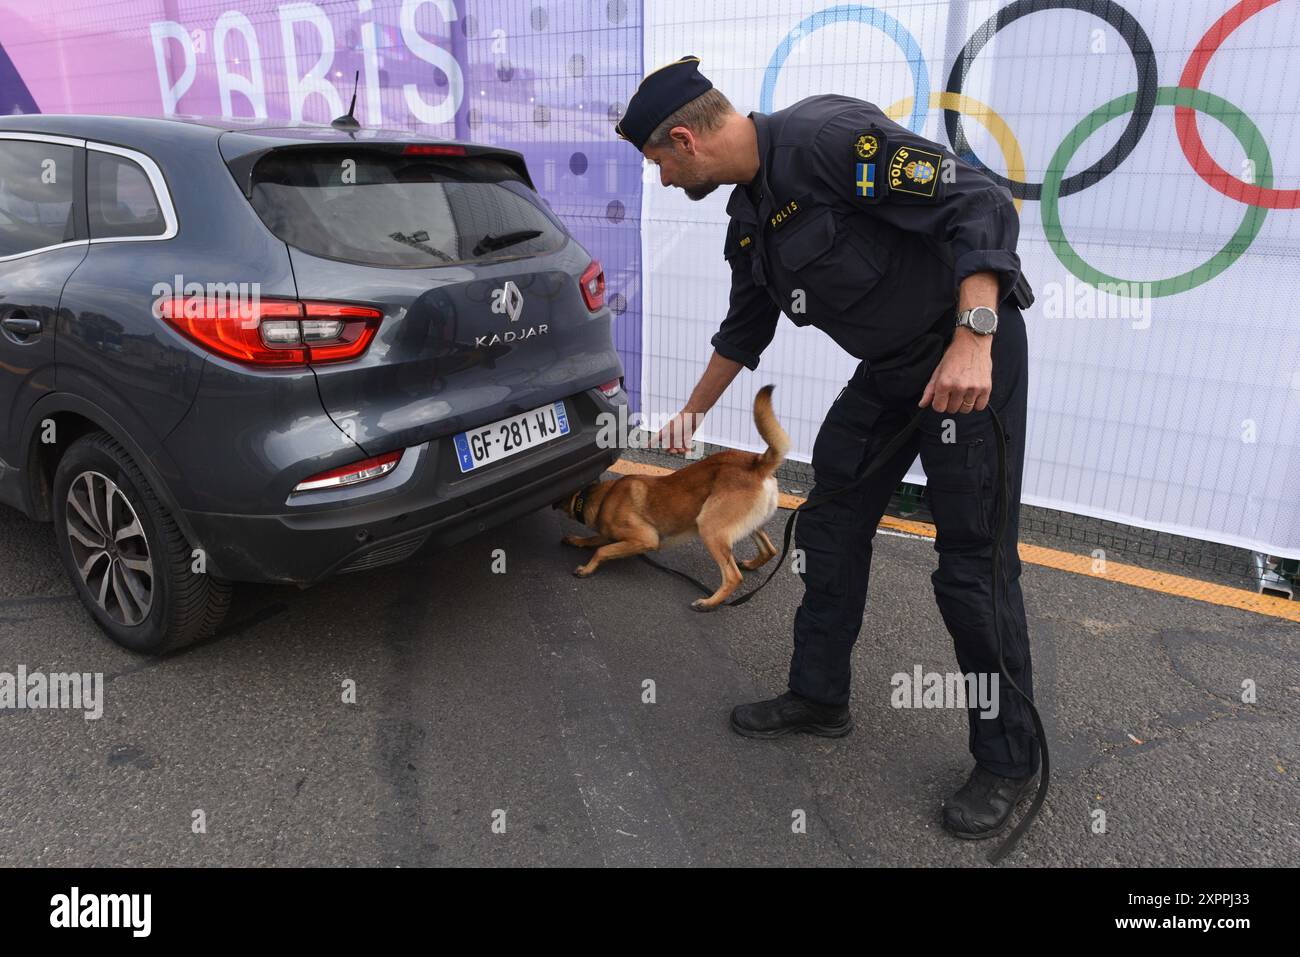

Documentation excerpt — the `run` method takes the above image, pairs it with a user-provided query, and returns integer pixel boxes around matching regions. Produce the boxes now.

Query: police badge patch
[888,144,943,199]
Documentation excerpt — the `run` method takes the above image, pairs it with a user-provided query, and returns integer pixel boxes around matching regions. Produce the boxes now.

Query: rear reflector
[293,450,403,493]
[580,260,605,311]
[598,378,622,397]
[404,144,466,156]
[155,297,382,366]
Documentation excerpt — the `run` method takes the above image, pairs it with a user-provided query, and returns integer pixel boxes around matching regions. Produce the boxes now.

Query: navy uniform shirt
[712,93,1026,370]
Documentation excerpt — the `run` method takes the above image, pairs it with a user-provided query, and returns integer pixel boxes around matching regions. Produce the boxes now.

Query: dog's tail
[754,384,790,477]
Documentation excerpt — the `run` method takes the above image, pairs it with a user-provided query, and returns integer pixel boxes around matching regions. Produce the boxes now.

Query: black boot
[941,765,1039,840]
[729,691,853,739]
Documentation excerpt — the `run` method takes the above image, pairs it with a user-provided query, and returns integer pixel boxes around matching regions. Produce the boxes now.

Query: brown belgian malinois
[556,385,790,611]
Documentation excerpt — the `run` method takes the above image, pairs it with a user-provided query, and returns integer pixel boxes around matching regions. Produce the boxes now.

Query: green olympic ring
[1041,86,1272,298]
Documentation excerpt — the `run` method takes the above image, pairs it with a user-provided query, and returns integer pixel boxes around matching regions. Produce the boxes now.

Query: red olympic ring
[1177,0,1300,209]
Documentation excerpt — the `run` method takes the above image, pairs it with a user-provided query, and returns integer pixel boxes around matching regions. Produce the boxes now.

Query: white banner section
[640,0,1300,558]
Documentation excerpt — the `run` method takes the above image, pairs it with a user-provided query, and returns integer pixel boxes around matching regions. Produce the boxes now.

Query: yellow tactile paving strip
[607,459,1300,623]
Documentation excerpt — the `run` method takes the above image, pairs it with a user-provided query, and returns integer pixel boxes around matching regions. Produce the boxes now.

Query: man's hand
[653,350,743,454]
[654,410,702,454]
[920,326,993,414]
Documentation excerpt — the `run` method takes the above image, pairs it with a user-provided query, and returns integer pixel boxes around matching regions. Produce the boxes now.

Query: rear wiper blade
[472,229,542,257]
[388,230,454,263]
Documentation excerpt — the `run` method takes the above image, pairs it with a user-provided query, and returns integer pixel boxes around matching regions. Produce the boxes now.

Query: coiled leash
[981,407,1050,865]
[637,403,1048,864]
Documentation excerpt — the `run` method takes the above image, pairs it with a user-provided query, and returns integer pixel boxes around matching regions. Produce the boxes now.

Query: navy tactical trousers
[788,304,1039,778]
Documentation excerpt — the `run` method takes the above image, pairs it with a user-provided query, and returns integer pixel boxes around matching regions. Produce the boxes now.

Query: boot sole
[729,714,854,739]
[941,778,1040,841]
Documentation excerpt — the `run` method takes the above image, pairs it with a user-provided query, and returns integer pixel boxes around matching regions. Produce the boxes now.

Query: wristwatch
[956,305,998,335]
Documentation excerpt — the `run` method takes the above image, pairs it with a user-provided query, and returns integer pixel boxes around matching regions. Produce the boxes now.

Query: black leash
[635,402,1048,863]
[983,406,1049,865]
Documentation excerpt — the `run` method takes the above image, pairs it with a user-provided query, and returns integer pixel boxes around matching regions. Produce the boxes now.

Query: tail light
[579,260,605,312]
[293,450,403,493]
[155,297,382,366]
[598,378,622,397]
[404,144,466,156]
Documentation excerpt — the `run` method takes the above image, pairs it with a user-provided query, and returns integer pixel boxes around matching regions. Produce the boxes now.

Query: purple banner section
[0,39,36,115]
[0,0,645,409]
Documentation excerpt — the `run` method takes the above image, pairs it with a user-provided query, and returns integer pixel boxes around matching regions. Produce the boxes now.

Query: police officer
[617,57,1040,840]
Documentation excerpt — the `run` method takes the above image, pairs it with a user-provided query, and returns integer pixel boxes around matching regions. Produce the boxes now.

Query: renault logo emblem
[491,281,524,322]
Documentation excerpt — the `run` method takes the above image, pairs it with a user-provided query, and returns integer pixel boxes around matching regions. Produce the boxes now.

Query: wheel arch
[20,393,199,547]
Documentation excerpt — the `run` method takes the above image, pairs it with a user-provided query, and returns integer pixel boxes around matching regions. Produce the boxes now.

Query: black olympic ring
[944,0,1159,200]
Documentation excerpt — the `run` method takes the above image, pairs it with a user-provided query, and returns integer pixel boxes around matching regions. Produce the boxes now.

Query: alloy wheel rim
[65,470,154,626]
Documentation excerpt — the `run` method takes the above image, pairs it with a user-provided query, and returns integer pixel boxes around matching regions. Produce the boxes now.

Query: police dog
[556,385,790,611]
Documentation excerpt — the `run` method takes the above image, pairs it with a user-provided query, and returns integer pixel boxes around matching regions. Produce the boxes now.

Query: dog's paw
[573,565,593,578]
[561,534,587,548]
[690,598,717,613]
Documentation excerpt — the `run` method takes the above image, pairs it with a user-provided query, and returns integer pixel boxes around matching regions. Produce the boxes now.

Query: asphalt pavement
[0,473,1296,867]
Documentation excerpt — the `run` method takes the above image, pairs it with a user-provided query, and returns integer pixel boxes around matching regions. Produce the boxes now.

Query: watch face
[970,307,998,334]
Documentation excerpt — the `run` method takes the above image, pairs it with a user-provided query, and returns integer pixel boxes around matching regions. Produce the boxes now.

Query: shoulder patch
[851,127,887,204]
[853,130,881,160]
[887,144,943,200]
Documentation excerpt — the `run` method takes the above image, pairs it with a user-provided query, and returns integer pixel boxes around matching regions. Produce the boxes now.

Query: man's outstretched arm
[656,216,780,453]
[655,349,745,453]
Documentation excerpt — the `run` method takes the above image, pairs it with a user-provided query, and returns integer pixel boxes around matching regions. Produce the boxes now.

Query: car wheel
[53,431,232,653]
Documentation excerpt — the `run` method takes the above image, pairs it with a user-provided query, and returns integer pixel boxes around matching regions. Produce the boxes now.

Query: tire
[52,431,232,653]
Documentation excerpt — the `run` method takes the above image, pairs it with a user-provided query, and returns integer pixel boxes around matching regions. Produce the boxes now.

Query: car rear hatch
[219,132,620,467]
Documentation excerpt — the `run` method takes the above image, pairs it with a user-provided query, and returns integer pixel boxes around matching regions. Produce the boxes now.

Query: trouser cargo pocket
[796,384,885,596]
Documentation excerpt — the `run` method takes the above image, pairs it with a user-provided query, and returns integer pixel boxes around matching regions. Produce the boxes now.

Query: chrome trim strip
[0,130,86,148]
[0,240,89,264]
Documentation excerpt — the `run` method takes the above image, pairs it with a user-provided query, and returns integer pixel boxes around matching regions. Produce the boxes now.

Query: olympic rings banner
[0,0,1296,557]
[641,0,1300,559]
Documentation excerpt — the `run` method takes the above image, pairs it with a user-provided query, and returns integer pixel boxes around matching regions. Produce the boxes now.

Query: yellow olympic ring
[884,92,1026,214]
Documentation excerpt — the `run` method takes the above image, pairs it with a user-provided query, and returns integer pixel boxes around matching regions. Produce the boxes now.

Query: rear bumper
[183,390,622,585]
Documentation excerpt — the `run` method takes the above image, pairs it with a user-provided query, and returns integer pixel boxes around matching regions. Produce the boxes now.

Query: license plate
[453,401,570,473]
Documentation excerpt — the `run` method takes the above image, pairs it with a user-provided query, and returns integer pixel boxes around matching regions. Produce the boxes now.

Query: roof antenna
[331,71,361,132]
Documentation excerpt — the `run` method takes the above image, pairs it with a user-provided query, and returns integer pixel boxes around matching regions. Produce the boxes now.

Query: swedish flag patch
[855,162,877,199]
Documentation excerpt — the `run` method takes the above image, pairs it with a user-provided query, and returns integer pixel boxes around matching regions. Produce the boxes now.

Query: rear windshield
[247,149,566,268]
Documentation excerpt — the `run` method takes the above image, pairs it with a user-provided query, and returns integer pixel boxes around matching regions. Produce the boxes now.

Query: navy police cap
[615,55,713,151]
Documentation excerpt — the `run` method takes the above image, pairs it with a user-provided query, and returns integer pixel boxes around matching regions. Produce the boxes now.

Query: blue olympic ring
[760,4,929,132]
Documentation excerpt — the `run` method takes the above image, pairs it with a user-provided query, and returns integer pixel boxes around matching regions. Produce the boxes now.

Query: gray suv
[0,116,624,653]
